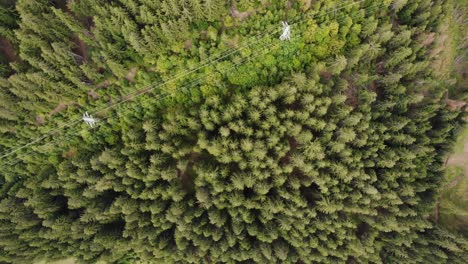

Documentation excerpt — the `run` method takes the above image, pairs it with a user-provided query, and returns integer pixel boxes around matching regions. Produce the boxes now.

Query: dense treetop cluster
[0,0,467,263]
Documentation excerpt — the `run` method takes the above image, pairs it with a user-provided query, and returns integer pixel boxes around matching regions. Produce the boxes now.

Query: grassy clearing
[434,0,468,234]
[451,0,468,96]
[452,126,468,155]
[432,0,467,100]
[439,166,468,234]
[440,125,468,234]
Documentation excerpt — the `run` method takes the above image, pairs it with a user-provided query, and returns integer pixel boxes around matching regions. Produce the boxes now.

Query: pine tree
[0,0,466,263]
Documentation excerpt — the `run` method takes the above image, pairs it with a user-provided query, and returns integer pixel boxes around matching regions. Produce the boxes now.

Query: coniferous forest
[0,0,467,263]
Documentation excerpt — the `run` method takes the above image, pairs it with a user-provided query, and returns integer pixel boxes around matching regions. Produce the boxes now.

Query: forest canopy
[0,0,467,263]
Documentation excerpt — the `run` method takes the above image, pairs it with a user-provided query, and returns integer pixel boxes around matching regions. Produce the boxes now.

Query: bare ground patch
[87,90,99,100]
[445,98,467,111]
[48,102,78,117]
[343,76,359,107]
[0,37,17,62]
[35,115,45,126]
[230,6,255,21]
[96,79,112,89]
[71,37,89,64]
[125,67,138,82]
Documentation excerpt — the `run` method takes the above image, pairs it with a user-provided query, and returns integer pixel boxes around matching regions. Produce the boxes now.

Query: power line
[0,1,378,167]
[0,0,374,164]
[1,39,283,169]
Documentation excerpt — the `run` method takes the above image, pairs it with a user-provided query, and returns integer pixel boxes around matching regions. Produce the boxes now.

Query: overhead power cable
[0,0,377,165]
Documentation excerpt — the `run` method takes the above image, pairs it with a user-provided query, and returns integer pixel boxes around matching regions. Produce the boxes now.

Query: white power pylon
[279,21,291,41]
[82,112,98,127]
